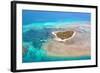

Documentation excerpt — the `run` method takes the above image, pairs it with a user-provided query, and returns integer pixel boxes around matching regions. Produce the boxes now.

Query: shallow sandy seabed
[43,24,91,57]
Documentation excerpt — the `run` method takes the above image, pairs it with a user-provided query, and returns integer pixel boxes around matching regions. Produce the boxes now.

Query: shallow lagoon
[22,23,91,63]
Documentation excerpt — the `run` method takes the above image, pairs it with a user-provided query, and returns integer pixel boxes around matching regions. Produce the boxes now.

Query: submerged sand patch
[43,25,91,57]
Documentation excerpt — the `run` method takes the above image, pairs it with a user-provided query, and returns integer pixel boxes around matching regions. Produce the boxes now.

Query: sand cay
[52,30,76,42]
[43,24,91,57]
